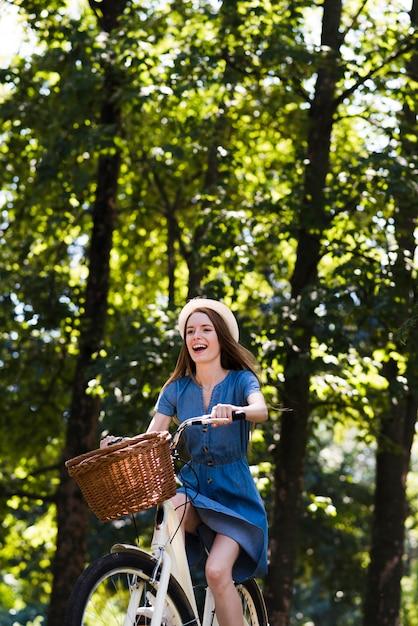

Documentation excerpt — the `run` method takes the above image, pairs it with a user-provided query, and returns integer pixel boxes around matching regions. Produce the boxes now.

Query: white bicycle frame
[110,415,232,626]
[111,500,217,626]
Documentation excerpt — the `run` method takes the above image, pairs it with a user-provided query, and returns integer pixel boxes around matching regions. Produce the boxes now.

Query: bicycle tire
[236,578,269,626]
[64,551,197,626]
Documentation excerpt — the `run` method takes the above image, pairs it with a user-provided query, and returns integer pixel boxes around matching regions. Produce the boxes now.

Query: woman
[148,297,268,626]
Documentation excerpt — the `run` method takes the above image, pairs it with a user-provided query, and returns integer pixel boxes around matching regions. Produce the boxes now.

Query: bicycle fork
[146,551,218,626]
[147,546,172,626]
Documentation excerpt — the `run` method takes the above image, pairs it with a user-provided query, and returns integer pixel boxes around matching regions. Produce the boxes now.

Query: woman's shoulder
[156,376,195,416]
[222,370,260,394]
[162,375,195,399]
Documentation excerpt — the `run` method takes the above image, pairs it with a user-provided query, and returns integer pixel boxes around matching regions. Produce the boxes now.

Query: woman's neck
[195,365,229,390]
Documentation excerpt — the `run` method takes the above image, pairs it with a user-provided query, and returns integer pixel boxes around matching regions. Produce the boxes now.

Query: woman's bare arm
[147,411,172,432]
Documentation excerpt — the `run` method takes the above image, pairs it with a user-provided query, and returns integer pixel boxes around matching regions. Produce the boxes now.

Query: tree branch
[335,33,418,109]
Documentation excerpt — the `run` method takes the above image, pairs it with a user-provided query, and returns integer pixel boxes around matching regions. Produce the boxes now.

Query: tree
[264,3,343,623]
[264,1,418,624]
[47,1,129,621]
[363,1,418,622]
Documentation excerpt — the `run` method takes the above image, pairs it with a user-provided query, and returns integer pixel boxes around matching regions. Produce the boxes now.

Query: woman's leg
[205,533,244,626]
[171,492,201,537]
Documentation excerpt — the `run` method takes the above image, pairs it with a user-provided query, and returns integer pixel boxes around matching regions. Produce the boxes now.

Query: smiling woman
[146,297,268,626]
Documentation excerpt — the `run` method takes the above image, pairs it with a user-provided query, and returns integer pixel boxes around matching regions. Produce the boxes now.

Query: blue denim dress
[155,370,268,582]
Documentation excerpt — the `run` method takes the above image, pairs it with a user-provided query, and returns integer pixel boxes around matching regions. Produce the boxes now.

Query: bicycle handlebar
[104,411,246,449]
[170,410,246,450]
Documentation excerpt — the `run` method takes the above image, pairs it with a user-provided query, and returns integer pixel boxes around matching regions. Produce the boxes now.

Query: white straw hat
[178,298,239,342]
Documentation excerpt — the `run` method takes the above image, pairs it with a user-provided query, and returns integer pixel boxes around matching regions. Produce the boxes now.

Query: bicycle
[64,412,269,626]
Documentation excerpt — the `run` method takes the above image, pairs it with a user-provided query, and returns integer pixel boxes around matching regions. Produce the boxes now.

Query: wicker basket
[65,431,177,522]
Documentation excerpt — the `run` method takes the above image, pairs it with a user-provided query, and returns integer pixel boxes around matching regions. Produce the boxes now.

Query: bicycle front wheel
[236,578,269,626]
[64,551,197,626]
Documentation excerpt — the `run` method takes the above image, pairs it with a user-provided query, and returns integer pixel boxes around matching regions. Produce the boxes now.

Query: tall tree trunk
[182,0,240,299]
[362,3,418,622]
[47,2,127,623]
[264,2,342,624]
[363,364,417,626]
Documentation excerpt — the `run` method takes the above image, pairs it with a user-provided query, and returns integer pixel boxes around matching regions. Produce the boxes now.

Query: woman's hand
[211,392,268,426]
[100,435,123,448]
[210,403,239,426]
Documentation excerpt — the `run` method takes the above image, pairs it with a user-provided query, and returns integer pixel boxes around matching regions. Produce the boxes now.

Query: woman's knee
[205,555,230,589]
[205,535,239,590]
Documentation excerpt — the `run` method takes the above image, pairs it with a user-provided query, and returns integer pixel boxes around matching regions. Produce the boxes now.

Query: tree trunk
[362,4,418,621]
[47,2,127,623]
[182,0,240,299]
[362,369,417,626]
[48,152,121,626]
[264,2,342,624]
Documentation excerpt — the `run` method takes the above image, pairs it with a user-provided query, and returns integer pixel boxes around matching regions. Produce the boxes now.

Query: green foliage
[0,0,417,623]
[0,504,54,625]
[291,423,373,625]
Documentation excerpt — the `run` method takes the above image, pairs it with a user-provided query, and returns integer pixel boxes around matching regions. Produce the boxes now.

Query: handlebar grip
[232,410,246,421]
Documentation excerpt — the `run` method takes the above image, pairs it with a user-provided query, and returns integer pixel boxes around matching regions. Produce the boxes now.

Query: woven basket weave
[65,431,177,522]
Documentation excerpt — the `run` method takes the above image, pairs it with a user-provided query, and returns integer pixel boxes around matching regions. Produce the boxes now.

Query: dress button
[202,446,208,453]
[202,426,208,432]
[207,460,213,466]
[207,478,213,484]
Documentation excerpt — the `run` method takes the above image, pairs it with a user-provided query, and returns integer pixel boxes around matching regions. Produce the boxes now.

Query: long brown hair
[163,307,261,388]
